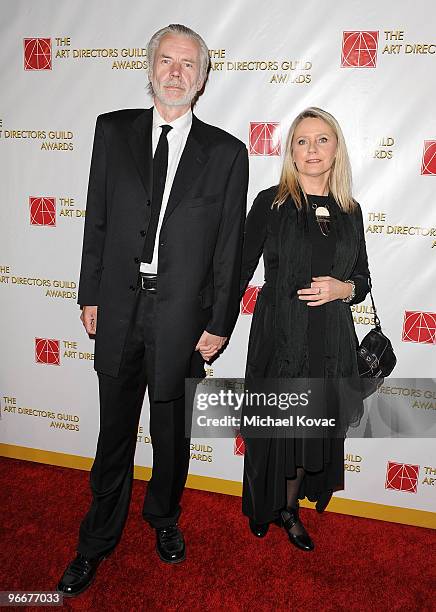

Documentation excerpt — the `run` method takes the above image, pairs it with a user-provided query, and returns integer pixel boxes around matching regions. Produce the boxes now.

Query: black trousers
[77,285,196,559]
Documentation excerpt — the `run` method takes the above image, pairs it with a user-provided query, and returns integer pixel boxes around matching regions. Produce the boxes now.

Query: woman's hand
[297,276,352,306]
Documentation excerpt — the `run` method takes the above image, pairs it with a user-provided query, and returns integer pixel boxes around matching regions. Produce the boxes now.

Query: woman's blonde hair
[273,107,355,212]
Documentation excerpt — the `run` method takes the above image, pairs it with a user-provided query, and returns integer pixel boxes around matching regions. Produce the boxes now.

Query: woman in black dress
[240,107,370,551]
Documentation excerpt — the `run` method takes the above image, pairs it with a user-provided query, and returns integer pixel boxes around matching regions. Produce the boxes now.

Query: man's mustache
[162,80,186,90]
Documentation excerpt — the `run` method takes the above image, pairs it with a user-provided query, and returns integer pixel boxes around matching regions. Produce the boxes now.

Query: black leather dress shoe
[315,489,333,513]
[249,519,269,538]
[57,553,105,597]
[279,505,314,552]
[156,524,186,563]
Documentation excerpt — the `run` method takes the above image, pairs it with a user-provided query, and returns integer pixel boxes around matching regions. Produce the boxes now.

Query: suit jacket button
[140,230,146,237]
[134,257,140,264]
[146,199,151,206]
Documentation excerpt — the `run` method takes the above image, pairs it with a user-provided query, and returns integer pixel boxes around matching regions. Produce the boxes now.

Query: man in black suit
[57,23,248,596]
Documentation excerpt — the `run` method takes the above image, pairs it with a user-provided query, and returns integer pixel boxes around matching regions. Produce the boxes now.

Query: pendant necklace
[312,200,330,237]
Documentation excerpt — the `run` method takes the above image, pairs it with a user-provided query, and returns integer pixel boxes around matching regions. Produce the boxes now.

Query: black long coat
[239,188,371,519]
[78,108,248,401]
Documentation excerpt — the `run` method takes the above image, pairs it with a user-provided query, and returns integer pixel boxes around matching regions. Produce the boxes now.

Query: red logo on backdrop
[234,432,245,456]
[29,197,56,226]
[249,122,281,156]
[402,311,436,345]
[241,285,261,315]
[341,31,379,68]
[421,140,436,175]
[24,38,52,70]
[35,338,60,365]
[385,461,419,493]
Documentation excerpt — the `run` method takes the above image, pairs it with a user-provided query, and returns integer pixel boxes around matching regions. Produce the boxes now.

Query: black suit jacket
[78,108,249,400]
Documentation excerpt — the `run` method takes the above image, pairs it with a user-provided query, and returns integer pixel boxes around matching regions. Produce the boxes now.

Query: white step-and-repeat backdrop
[1,0,435,527]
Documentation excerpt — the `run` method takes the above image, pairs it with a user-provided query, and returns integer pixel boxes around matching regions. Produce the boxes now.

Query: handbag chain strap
[367,276,381,330]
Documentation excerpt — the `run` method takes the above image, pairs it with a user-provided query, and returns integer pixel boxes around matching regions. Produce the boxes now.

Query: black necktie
[141,124,173,263]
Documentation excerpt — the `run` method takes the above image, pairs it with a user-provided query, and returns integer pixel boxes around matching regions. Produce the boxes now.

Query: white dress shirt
[140,106,192,274]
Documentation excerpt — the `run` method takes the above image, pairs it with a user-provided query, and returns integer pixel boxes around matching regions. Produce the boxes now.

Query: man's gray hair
[147,24,210,96]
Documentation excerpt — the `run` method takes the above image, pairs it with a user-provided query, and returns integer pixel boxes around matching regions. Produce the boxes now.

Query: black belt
[138,272,157,292]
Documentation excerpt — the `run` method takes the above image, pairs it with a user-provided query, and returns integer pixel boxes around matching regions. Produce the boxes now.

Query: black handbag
[357,277,397,397]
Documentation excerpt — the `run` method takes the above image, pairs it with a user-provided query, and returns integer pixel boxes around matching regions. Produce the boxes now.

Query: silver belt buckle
[141,275,147,290]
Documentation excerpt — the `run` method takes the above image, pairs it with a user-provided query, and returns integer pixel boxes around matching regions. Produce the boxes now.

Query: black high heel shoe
[249,519,269,538]
[278,504,314,551]
[315,490,333,514]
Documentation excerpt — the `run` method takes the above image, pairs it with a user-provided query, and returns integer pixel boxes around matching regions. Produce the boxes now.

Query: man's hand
[195,331,227,361]
[297,276,352,306]
[80,305,98,334]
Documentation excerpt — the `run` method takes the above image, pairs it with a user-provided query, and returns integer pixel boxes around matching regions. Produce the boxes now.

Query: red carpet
[0,457,434,611]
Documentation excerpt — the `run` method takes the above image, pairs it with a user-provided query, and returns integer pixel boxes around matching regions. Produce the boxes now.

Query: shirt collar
[152,106,192,134]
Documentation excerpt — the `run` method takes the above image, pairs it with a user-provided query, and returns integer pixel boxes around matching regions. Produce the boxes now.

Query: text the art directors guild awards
[0,2,434,610]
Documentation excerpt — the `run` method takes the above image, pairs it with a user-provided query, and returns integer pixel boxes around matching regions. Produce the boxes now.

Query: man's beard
[152,78,198,107]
